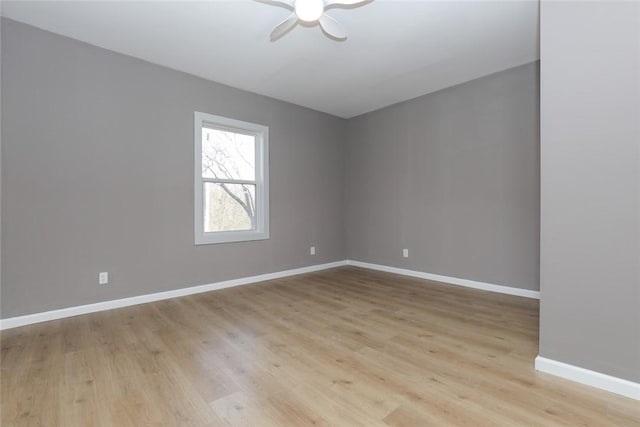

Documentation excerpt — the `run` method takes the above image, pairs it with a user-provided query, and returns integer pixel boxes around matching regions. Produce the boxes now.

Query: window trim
[194,111,269,245]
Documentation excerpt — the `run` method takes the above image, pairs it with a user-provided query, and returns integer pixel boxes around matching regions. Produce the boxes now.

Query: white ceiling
[1,0,539,118]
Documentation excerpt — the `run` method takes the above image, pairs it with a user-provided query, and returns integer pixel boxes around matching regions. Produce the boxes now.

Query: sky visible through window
[202,127,257,232]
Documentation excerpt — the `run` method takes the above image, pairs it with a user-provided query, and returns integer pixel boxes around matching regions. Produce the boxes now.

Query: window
[194,112,269,244]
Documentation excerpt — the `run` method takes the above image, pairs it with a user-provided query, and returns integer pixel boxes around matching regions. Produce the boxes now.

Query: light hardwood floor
[1,267,639,426]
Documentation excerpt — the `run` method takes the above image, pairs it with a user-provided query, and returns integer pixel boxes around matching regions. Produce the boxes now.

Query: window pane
[202,127,255,181]
[204,183,256,232]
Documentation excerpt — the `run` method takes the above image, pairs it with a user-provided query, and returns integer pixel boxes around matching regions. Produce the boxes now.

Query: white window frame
[194,112,269,245]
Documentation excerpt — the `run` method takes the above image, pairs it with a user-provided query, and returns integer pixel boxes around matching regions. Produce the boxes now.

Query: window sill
[195,230,270,245]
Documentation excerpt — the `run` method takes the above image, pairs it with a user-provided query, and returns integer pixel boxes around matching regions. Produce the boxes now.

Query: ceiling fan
[259,0,372,41]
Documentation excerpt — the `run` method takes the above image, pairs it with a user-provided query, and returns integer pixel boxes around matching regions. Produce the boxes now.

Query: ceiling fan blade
[255,0,294,10]
[270,13,298,41]
[318,14,347,40]
[324,0,371,9]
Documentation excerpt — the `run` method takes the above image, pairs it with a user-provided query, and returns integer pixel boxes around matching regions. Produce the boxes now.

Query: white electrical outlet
[403,249,409,258]
[98,272,109,285]
[310,246,316,255]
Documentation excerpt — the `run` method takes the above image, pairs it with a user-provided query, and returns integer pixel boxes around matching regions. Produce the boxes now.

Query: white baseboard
[0,259,539,330]
[8,259,637,401]
[535,356,640,400]
[346,260,540,299]
[0,260,348,330]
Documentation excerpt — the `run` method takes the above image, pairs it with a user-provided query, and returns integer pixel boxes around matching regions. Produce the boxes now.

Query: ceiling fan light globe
[294,0,324,22]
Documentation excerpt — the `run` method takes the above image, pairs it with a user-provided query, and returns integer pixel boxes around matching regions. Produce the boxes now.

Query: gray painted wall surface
[0,15,3,320]
[539,2,640,382]
[1,19,542,319]
[346,62,540,291]
[1,19,346,318]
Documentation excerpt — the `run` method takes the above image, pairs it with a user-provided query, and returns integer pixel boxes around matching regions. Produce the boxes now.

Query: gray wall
[1,19,346,318]
[346,62,540,291]
[1,18,542,320]
[539,2,640,382]
[0,15,3,320]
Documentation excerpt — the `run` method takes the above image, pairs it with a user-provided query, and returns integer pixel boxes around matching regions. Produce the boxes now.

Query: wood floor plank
[2,266,638,426]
